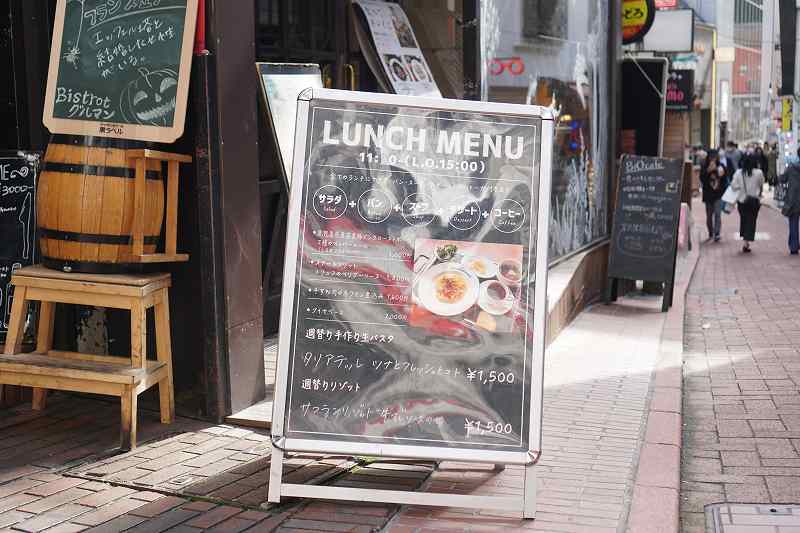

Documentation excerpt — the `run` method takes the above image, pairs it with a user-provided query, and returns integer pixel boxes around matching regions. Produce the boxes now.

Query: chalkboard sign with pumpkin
[42,0,198,143]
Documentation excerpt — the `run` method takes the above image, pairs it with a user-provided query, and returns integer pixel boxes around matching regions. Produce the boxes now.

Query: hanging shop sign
[268,88,554,516]
[0,152,39,339]
[622,0,656,45]
[642,9,695,53]
[43,0,199,142]
[783,97,794,132]
[666,69,694,111]
[606,155,683,312]
[352,0,441,97]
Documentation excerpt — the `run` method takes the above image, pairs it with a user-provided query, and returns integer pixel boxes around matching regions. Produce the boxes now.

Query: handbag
[776,181,788,209]
[721,185,737,212]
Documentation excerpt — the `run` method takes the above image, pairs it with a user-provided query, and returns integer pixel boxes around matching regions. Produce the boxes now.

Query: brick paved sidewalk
[0,246,696,532]
[384,294,670,533]
[681,201,800,532]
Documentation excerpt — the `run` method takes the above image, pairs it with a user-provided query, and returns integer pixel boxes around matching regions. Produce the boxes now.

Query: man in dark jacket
[780,151,800,254]
[701,150,727,241]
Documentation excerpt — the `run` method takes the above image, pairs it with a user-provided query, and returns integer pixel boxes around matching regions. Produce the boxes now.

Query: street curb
[627,224,702,533]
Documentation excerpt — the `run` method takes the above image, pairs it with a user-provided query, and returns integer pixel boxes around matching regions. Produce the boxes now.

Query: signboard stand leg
[267,446,284,504]
[661,280,673,312]
[605,278,619,304]
[267,449,537,518]
[523,462,536,519]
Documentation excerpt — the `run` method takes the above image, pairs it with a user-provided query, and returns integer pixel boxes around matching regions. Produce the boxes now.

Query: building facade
[0,0,622,419]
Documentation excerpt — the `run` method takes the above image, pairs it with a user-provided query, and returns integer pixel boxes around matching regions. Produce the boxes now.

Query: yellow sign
[783,98,793,132]
[622,0,655,44]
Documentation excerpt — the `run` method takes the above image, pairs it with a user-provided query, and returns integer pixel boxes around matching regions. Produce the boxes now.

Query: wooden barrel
[38,135,165,273]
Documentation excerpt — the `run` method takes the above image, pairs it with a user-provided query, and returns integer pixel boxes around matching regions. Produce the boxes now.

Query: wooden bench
[0,265,175,449]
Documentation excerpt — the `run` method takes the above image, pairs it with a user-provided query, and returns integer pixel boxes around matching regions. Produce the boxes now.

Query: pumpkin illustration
[120,67,178,126]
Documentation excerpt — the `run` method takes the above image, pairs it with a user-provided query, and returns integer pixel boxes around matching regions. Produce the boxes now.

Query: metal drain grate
[706,503,800,532]
[690,288,738,297]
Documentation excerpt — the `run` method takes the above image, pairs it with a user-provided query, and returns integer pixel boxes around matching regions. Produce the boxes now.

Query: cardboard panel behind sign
[256,63,324,187]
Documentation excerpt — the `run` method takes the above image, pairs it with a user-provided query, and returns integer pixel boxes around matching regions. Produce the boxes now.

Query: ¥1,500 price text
[464,418,514,437]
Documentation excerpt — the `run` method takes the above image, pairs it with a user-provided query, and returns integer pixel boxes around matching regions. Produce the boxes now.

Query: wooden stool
[0,265,175,449]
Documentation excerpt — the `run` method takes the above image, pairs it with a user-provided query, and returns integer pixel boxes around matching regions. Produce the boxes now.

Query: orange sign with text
[622,0,656,45]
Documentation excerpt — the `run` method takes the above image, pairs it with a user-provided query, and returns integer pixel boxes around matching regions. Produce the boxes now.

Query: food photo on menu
[403,55,431,82]
[410,238,524,334]
[384,54,410,82]
[388,3,418,48]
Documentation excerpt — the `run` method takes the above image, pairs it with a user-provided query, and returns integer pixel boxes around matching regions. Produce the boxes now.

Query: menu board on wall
[43,0,198,142]
[352,0,441,98]
[0,152,39,338]
[271,89,554,465]
[257,63,324,187]
[608,155,683,284]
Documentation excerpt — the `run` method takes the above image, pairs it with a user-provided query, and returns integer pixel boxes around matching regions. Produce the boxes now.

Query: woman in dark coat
[731,155,764,253]
[780,152,800,254]
[700,150,726,242]
[754,146,769,174]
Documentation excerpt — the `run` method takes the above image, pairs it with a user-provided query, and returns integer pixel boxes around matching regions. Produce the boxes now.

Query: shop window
[484,0,610,261]
[521,0,567,41]
[256,0,337,61]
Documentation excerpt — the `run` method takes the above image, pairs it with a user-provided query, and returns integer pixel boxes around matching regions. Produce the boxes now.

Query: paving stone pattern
[0,258,687,531]
[384,294,669,532]
[69,427,357,508]
[681,204,800,533]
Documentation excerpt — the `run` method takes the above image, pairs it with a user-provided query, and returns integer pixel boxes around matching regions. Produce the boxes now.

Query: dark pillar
[778,0,796,96]
[462,0,481,100]
[608,0,622,223]
[11,0,54,150]
[204,0,265,416]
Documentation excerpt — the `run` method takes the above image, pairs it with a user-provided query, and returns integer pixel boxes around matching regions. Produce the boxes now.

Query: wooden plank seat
[0,266,175,450]
[0,354,165,384]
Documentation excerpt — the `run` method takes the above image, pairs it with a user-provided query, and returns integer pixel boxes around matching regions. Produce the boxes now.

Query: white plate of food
[461,255,499,279]
[417,263,479,316]
[478,280,515,316]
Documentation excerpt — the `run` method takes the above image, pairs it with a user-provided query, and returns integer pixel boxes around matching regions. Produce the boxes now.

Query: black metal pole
[462,0,481,100]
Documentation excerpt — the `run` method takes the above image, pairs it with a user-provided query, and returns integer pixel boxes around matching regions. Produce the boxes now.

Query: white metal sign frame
[268,88,554,518]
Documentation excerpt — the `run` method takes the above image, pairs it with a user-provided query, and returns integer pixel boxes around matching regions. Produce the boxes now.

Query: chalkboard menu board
[43,0,198,142]
[272,89,554,465]
[0,152,39,338]
[608,155,683,285]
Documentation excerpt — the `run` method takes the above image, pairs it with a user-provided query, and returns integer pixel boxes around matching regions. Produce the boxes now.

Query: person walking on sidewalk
[766,142,779,190]
[731,155,764,253]
[700,149,727,242]
[780,152,800,254]
[725,141,742,172]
